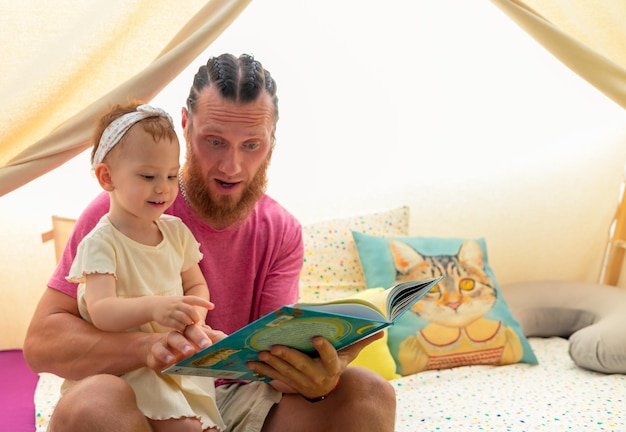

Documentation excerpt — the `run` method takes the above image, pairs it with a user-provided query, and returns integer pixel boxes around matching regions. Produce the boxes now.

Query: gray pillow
[500,281,626,374]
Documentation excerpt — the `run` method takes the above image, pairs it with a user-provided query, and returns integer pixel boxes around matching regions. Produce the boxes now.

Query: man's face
[182,86,276,228]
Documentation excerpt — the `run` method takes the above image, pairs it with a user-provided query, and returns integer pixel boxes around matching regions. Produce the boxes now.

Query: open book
[163,276,443,381]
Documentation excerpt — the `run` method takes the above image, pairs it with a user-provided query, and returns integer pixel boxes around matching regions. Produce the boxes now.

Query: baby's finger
[182,296,214,310]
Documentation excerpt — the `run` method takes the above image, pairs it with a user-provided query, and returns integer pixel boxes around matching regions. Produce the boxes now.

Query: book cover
[163,276,443,381]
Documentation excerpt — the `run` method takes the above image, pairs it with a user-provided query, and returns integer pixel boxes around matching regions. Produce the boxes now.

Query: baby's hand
[152,296,213,332]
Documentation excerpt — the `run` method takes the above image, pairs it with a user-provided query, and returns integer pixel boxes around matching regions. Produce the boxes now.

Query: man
[24,53,396,431]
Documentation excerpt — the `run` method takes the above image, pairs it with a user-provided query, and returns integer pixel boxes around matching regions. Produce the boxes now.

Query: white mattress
[35,337,625,431]
[392,337,625,431]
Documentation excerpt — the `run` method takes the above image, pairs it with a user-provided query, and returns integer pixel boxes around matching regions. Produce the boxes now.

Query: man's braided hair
[186,53,278,124]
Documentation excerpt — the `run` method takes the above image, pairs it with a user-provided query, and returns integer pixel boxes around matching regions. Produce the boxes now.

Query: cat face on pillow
[389,239,497,328]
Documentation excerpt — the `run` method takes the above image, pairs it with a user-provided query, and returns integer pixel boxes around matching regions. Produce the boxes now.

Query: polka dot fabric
[34,373,62,431]
[34,338,625,431]
[392,337,625,431]
[298,206,409,303]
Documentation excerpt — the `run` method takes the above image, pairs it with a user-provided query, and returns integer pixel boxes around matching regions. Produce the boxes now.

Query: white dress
[65,214,225,430]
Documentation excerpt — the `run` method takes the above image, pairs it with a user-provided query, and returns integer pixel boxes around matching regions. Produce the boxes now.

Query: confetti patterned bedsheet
[34,337,625,431]
[393,337,625,431]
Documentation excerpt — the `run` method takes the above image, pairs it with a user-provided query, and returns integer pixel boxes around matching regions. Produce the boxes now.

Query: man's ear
[181,107,190,143]
[94,163,114,191]
[181,107,189,129]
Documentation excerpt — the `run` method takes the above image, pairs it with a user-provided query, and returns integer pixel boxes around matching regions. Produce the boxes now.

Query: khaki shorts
[215,381,282,432]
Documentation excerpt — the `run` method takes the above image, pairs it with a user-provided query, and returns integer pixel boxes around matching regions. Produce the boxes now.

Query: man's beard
[183,149,271,228]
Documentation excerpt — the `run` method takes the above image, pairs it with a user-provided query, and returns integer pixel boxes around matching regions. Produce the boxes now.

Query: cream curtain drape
[491,0,626,109]
[0,0,251,197]
[491,0,626,285]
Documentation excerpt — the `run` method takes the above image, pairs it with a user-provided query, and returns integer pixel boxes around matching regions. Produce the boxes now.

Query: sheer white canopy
[493,0,626,108]
[0,0,251,197]
[2,0,622,197]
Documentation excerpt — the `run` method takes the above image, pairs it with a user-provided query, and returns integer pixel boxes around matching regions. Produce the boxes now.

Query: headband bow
[92,104,174,168]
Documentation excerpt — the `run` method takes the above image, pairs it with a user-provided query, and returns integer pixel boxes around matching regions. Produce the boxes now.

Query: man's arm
[23,288,214,380]
[23,288,161,379]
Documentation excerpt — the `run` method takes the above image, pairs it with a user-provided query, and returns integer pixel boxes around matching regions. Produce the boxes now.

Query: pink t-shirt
[48,192,304,334]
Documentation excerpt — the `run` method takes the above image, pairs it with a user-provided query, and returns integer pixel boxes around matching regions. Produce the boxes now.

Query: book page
[385,276,443,321]
[300,302,387,321]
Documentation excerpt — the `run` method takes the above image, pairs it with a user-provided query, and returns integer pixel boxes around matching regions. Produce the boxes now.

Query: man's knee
[51,375,144,432]
[341,366,394,389]
[340,367,396,406]
[66,374,137,407]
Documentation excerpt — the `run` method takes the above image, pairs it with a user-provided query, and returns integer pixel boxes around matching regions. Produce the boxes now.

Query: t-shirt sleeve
[257,216,304,318]
[47,192,111,298]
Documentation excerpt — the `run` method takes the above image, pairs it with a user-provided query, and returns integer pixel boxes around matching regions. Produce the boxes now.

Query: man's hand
[247,332,383,399]
[146,323,227,371]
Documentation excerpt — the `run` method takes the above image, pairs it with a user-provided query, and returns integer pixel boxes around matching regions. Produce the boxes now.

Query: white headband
[92,104,174,168]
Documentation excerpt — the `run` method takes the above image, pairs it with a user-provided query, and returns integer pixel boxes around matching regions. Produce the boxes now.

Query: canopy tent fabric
[491,0,626,109]
[490,0,626,285]
[0,0,251,197]
[0,0,622,197]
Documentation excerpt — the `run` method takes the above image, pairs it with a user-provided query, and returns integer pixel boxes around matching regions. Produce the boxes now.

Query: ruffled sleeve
[66,232,117,283]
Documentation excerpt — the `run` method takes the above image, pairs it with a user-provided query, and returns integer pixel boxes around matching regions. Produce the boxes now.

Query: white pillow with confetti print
[298,206,409,303]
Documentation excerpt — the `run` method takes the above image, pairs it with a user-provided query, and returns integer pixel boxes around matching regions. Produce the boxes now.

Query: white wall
[2,0,626,348]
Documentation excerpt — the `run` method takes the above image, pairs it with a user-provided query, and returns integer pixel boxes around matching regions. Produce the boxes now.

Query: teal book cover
[163,276,442,381]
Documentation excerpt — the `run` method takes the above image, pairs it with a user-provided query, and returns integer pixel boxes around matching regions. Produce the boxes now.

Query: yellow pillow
[347,288,400,380]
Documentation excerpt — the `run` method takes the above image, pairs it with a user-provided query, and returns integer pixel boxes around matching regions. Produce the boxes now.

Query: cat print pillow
[351,232,538,375]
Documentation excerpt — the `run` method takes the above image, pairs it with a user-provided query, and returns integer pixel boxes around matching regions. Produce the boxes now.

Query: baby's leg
[149,417,218,432]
